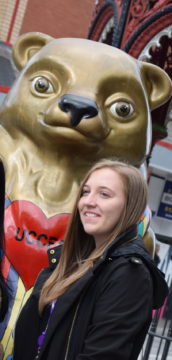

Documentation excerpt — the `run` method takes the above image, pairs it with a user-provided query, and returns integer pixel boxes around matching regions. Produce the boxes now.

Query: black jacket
[13,226,168,360]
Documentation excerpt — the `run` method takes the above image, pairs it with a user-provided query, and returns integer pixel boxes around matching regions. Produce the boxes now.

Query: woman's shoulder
[103,243,151,280]
[108,236,152,265]
[106,236,168,309]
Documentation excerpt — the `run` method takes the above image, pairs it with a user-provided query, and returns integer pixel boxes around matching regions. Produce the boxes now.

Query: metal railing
[141,281,172,360]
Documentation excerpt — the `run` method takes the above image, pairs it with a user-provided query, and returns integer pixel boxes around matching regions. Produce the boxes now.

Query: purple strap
[37,299,57,349]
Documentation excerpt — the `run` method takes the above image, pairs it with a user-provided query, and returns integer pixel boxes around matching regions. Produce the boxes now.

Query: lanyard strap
[37,299,57,351]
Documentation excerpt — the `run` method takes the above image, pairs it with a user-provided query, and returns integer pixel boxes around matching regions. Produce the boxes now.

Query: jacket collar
[93,224,138,272]
[48,224,138,272]
[48,241,63,269]
[104,224,138,256]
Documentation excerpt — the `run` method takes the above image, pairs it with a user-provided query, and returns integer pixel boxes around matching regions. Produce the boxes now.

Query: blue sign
[157,180,172,220]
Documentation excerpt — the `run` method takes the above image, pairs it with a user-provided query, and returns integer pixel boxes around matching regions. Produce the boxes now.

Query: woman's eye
[109,101,134,118]
[32,76,54,94]
[100,192,110,198]
[81,189,89,196]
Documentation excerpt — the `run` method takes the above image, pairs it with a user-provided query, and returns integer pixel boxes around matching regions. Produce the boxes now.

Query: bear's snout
[58,94,99,127]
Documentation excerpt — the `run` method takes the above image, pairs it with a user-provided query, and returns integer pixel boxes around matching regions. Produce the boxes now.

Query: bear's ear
[12,32,53,70]
[140,61,172,110]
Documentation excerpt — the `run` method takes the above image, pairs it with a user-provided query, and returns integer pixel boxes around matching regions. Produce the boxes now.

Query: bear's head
[0,32,171,166]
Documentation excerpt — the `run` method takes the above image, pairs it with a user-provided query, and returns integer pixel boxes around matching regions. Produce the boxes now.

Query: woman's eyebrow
[83,185,113,191]
[99,186,110,189]
[98,186,115,193]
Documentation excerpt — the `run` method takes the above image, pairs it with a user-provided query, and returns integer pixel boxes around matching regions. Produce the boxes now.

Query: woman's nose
[84,193,97,207]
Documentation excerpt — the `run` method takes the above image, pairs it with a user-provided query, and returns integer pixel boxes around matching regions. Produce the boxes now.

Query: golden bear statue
[0,33,171,359]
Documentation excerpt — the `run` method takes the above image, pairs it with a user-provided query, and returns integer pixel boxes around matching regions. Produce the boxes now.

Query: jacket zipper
[64,276,94,360]
[64,299,81,360]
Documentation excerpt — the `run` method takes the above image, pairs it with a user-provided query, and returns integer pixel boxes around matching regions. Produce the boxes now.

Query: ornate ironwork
[88,0,172,146]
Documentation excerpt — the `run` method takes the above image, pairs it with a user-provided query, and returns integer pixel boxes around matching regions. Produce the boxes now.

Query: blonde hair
[39,159,148,313]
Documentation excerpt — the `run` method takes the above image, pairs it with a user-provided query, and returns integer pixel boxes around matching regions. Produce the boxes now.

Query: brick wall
[0,0,94,45]
[0,0,29,44]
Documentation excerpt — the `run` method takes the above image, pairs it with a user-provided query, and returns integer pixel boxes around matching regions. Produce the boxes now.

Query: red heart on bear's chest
[4,200,70,290]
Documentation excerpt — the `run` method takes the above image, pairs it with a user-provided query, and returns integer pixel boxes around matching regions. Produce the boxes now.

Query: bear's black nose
[58,94,98,126]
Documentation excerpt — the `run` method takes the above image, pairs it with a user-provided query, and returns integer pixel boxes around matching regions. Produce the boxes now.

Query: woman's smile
[84,211,100,217]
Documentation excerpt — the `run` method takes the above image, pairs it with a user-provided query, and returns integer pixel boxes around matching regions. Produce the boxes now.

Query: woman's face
[78,168,126,247]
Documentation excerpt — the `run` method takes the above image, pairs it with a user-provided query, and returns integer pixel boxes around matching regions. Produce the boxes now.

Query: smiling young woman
[13,159,168,360]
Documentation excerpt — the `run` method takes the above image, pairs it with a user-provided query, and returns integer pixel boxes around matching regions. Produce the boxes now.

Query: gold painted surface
[0,33,171,217]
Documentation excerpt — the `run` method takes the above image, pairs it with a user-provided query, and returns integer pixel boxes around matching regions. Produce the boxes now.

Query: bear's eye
[110,101,134,118]
[32,76,54,93]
